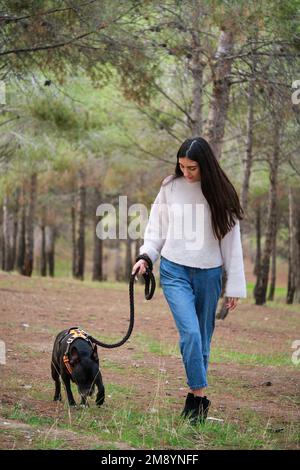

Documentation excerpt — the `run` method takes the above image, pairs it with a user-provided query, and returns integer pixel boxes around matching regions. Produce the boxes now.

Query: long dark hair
[162,137,244,241]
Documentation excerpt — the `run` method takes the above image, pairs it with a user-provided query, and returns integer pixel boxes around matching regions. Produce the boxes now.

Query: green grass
[246,282,287,299]
[44,258,72,279]
[8,403,54,427]
[128,332,296,368]
[32,437,67,450]
[211,347,293,367]
[2,398,299,450]
[1,269,293,305]
[0,269,141,293]
[266,300,300,314]
[102,359,129,373]
[134,333,180,357]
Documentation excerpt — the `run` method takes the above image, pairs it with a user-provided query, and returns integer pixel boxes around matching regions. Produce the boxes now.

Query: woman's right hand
[131,259,149,279]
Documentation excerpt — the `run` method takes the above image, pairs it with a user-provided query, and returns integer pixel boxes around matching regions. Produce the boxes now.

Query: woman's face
[178,157,201,183]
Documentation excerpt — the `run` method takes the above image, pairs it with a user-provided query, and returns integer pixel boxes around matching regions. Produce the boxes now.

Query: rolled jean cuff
[189,382,208,390]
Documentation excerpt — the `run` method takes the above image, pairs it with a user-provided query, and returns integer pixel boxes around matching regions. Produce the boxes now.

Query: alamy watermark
[292,80,300,105]
[291,340,300,366]
[95,197,205,250]
[0,340,6,365]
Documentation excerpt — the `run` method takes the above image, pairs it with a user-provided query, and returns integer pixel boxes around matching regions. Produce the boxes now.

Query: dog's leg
[62,375,76,406]
[95,373,105,406]
[51,361,62,401]
[80,396,89,407]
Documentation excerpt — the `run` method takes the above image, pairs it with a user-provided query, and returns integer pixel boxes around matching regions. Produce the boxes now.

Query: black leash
[87,255,156,349]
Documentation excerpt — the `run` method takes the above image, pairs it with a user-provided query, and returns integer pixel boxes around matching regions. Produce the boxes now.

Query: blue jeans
[159,255,223,390]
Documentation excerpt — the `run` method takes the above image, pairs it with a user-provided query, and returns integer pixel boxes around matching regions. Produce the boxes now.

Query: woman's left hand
[225,297,239,311]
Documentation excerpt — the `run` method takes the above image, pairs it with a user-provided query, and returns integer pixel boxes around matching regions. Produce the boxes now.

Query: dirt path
[0,272,299,449]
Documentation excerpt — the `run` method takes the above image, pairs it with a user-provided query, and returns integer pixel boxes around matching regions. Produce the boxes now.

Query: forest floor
[0,270,299,450]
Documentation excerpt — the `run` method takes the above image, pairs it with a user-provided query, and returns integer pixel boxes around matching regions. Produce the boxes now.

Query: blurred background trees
[0,0,299,306]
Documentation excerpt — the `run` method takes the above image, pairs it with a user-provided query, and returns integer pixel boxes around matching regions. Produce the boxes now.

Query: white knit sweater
[139,175,247,298]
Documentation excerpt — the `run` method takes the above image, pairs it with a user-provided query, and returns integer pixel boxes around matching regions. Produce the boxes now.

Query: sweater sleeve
[139,185,169,266]
[220,219,247,298]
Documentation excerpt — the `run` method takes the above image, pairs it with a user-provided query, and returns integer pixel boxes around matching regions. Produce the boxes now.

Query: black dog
[51,328,105,407]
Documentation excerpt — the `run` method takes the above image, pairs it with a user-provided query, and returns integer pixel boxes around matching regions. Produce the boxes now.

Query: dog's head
[70,345,101,398]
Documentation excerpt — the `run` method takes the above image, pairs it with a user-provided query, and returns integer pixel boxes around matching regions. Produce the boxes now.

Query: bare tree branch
[0,1,97,23]
[0,4,137,57]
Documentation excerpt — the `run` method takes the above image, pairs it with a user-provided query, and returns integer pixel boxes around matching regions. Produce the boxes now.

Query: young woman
[132,137,247,424]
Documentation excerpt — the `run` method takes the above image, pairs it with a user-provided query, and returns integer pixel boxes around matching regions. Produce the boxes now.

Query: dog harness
[61,327,94,376]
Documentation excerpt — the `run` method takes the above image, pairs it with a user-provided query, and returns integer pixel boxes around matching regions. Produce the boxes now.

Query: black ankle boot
[181,393,196,418]
[190,396,211,424]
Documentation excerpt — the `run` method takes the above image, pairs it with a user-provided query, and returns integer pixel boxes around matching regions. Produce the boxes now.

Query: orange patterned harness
[62,327,94,376]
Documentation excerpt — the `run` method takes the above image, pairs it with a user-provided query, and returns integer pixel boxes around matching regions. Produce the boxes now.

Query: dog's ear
[70,346,80,365]
[91,344,99,362]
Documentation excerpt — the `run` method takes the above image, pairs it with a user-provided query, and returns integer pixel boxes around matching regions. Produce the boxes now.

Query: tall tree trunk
[45,226,55,277]
[253,203,261,278]
[287,189,300,303]
[204,27,235,317]
[74,171,86,280]
[189,0,204,135]
[103,250,108,281]
[204,28,234,160]
[135,238,142,260]
[115,241,124,282]
[2,194,8,270]
[93,187,103,281]
[125,237,132,281]
[254,122,280,305]
[287,255,295,304]
[0,209,3,270]
[40,222,47,277]
[216,270,229,320]
[287,188,295,303]
[240,54,256,237]
[23,173,37,277]
[2,194,12,271]
[10,188,20,271]
[3,193,18,271]
[17,184,26,275]
[267,216,277,301]
[294,199,300,303]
